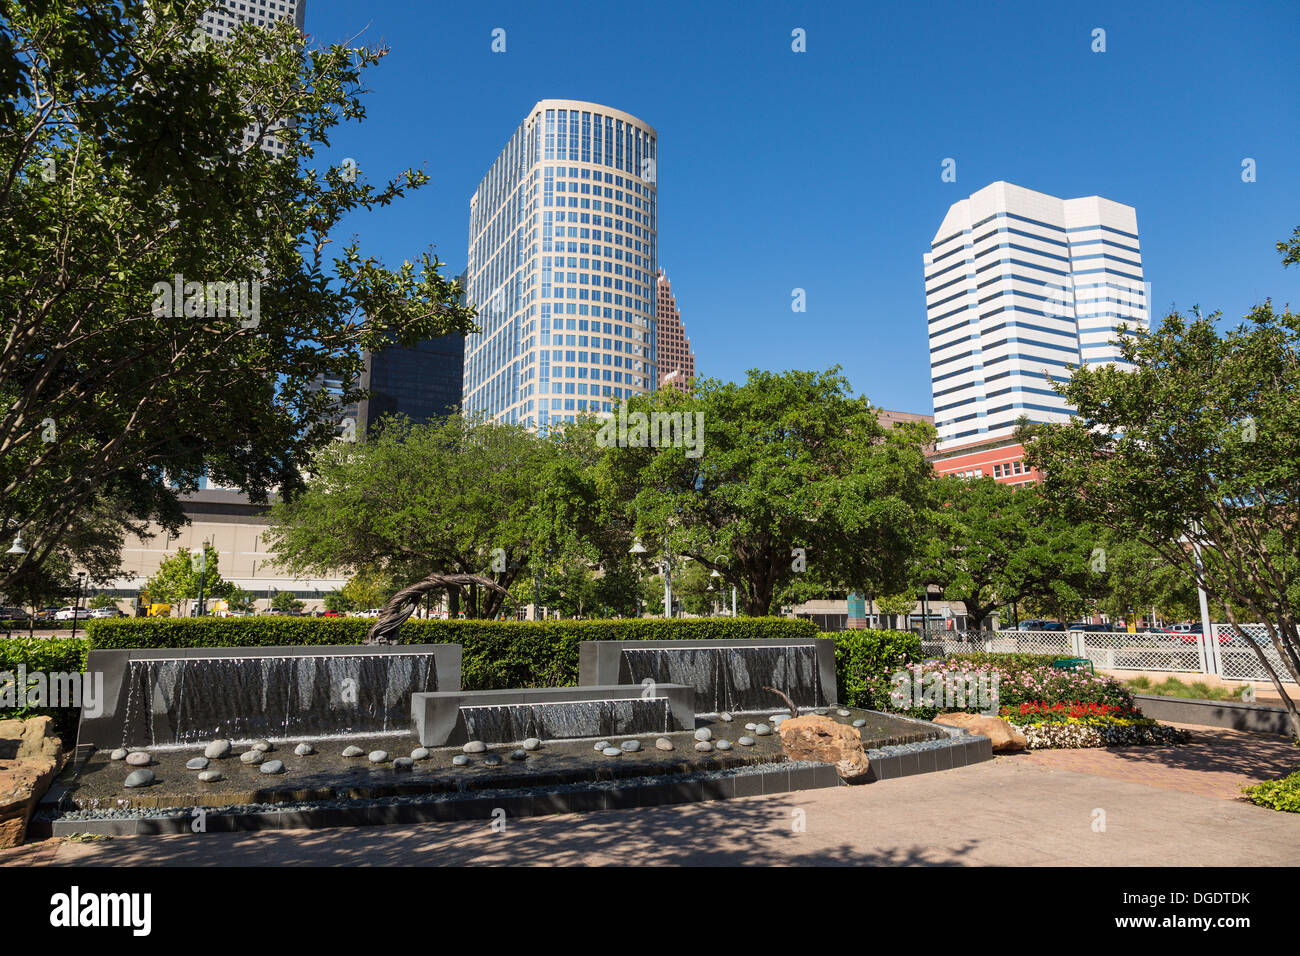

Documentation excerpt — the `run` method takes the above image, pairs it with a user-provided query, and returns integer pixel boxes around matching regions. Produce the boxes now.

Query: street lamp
[629,540,648,618]
[69,572,86,641]
[5,533,26,556]
[712,557,737,616]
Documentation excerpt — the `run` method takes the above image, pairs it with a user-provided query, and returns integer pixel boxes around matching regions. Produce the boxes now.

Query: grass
[1125,675,1247,701]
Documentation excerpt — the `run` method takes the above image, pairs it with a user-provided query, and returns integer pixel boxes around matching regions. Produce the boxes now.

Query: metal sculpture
[364,572,513,644]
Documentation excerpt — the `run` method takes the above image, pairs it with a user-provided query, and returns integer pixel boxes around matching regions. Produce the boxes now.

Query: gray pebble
[109,748,128,761]
[410,748,431,761]
[124,769,155,788]
[125,752,151,767]
[694,728,712,742]
[522,738,541,751]
[367,750,388,763]
[204,739,232,759]
[186,757,209,771]
[197,770,223,783]
[719,712,734,722]
[342,746,364,757]
[451,754,471,766]
[594,741,611,751]
[294,743,315,756]
[259,760,285,774]
[252,740,271,753]
[239,749,264,765]
[463,741,487,754]
[716,740,732,751]
[738,736,756,746]
[838,709,851,717]
[392,757,414,770]
[483,753,503,766]
[754,723,772,736]
[814,708,829,715]
[510,749,528,761]
[744,723,757,731]
[602,747,622,757]
[655,738,674,751]
[620,740,641,752]
[853,719,867,728]
[694,741,714,753]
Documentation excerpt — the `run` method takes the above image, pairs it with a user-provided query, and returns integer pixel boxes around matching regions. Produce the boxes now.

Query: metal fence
[920,626,1296,685]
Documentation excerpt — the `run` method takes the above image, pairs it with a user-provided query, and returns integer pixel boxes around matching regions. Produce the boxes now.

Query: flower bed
[1020,717,1192,749]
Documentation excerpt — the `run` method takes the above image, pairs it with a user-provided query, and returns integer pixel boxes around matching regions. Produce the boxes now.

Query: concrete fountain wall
[78,644,461,751]
[579,638,837,713]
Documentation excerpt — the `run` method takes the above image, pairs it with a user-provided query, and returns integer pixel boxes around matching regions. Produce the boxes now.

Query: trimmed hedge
[5,618,921,738]
[0,637,93,737]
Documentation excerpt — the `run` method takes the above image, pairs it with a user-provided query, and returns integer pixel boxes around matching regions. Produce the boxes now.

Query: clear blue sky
[309,0,1300,415]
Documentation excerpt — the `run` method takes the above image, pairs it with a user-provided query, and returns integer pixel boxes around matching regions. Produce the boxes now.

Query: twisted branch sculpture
[364,572,514,644]
[763,685,799,719]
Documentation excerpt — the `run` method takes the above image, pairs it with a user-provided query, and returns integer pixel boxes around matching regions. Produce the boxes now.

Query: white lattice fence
[921,630,1072,657]
[1213,624,1298,684]
[1077,630,1203,673]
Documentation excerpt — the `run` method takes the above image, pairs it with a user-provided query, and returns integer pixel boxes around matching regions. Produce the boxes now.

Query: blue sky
[308,0,1300,415]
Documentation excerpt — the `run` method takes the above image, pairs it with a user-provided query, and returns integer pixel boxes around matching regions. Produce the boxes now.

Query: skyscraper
[462,100,659,430]
[200,0,307,158]
[655,269,695,393]
[924,181,1148,483]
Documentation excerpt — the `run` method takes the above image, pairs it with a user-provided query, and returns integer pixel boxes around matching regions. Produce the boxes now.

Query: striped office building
[924,181,1148,483]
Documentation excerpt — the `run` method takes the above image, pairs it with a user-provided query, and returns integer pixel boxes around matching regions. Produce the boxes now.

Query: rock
[410,748,431,761]
[483,753,503,766]
[204,739,232,759]
[655,738,674,751]
[694,728,712,742]
[933,713,1028,752]
[197,770,223,783]
[719,712,734,722]
[341,746,364,758]
[754,723,772,736]
[738,736,756,747]
[769,715,783,724]
[367,751,388,764]
[694,741,714,753]
[777,715,871,782]
[521,738,541,751]
[463,741,487,754]
[186,757,209,771]
[510,749,528,761]
[125,752,151,767]
[0,717,62,849]
[259,760,285,774]
[772,716,788,729]
[814,709,829,715]
[124,769,155,788]
[852,719,867,728]
[239,750,264,765]
[593,741,611,751]
[392,757,414,770]
[602,747,622,757]
[109,748,128,761]
[252,740,272,753]
[451,754,471,766]
[716,740,732,751]
[294,743,315,756]
[620,740,641,753]
[745,723,757,731]
[837,709,851,717]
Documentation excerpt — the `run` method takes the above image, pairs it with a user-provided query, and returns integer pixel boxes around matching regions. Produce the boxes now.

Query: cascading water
[618,644,824,713]
[118,653,438,748]
[459,697,669,744]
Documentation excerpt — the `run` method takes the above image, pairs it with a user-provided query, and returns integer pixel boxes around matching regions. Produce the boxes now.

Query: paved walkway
[3,724,1297,867]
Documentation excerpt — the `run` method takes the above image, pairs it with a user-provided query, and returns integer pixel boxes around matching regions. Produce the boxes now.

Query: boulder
[0,717,64,848]
[933,713,1027,752]
[776,715,870,782]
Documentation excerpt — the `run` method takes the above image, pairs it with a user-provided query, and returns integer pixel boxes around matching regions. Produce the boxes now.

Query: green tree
[322,589,355,614]
[600,368,934,616]
[339,572,395,613]
[140,544,231,615]
[0,0,475,595]
[87,593,118,610]
[875,592,916,629]
[270,591,304,614]
[1025,254,1300,735]
[225,587,256,614]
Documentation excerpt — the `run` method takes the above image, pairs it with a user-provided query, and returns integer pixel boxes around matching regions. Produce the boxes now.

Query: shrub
[1243,770,1300,813]
[0,637,92,737]
[831,629,923,709]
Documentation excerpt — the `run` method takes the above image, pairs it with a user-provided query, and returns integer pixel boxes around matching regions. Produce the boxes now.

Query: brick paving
[2,723,1296,867]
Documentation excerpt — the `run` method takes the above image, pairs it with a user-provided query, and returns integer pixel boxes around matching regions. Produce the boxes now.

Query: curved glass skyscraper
[462,99,659,430]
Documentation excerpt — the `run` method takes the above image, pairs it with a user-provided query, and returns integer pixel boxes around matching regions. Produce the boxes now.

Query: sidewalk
[3,724,1296,867]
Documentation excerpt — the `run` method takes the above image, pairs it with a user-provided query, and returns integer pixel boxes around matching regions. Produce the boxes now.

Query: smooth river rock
[483,753,503,766]
[342,746,364,758]
[593,741,611,751]
[410,748,431,761]
[463,741,487,754]
[239,750,264,765]
[204,740,232,759]
[509,749,528,761]
[124,769,155,788]
[738,736,756,747]
[451,754,471,766]
[294,743,315,756]
[620,740,641,753]
[186,757,209,771]
[715,739,732,751]
[694,728,712,742]
[837,709,851,717]
[719,712,734,722]
[602,747,622,757]
[197,770,223,783]
[754,724,772,736]
[367,750,388,763]
[125,752,151,767]
[744,723,757,732]
[694,741,714,753]
[392,757,414,770]
[852,719,867,728]
[109,748,128,761]
[259,760,285,774]
[521,738,541,751]
[251,740,271,753]
[655,738,674,751]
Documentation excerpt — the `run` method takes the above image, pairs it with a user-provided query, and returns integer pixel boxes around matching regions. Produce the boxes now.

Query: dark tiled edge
[864,726,994,782]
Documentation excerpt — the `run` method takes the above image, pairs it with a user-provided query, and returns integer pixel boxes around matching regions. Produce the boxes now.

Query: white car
[53,606,91,620]
[88,607,121,619]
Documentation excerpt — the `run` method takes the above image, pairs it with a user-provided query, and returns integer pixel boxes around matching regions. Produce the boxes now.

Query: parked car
[1017,619,1066,631]
[33,606,61,621]
[53,606,91,620]
[88,607,123,619]
[0,606,31,621]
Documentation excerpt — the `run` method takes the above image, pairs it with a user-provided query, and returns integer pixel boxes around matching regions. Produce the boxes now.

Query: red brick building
[928,436,1041,485]
[655,270,695,394]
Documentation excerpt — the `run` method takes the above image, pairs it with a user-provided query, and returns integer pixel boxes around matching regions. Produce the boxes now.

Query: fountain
[579,638,837,713]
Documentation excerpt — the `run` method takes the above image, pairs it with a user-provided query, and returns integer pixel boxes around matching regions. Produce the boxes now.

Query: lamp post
[69,572,86,641]
[629,540,647,618]
[711,557,737,616]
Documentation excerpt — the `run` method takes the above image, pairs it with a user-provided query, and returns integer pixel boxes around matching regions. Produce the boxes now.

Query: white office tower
[463,100,659,429]
[923,181,1148,451]
[200,0,307,157]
